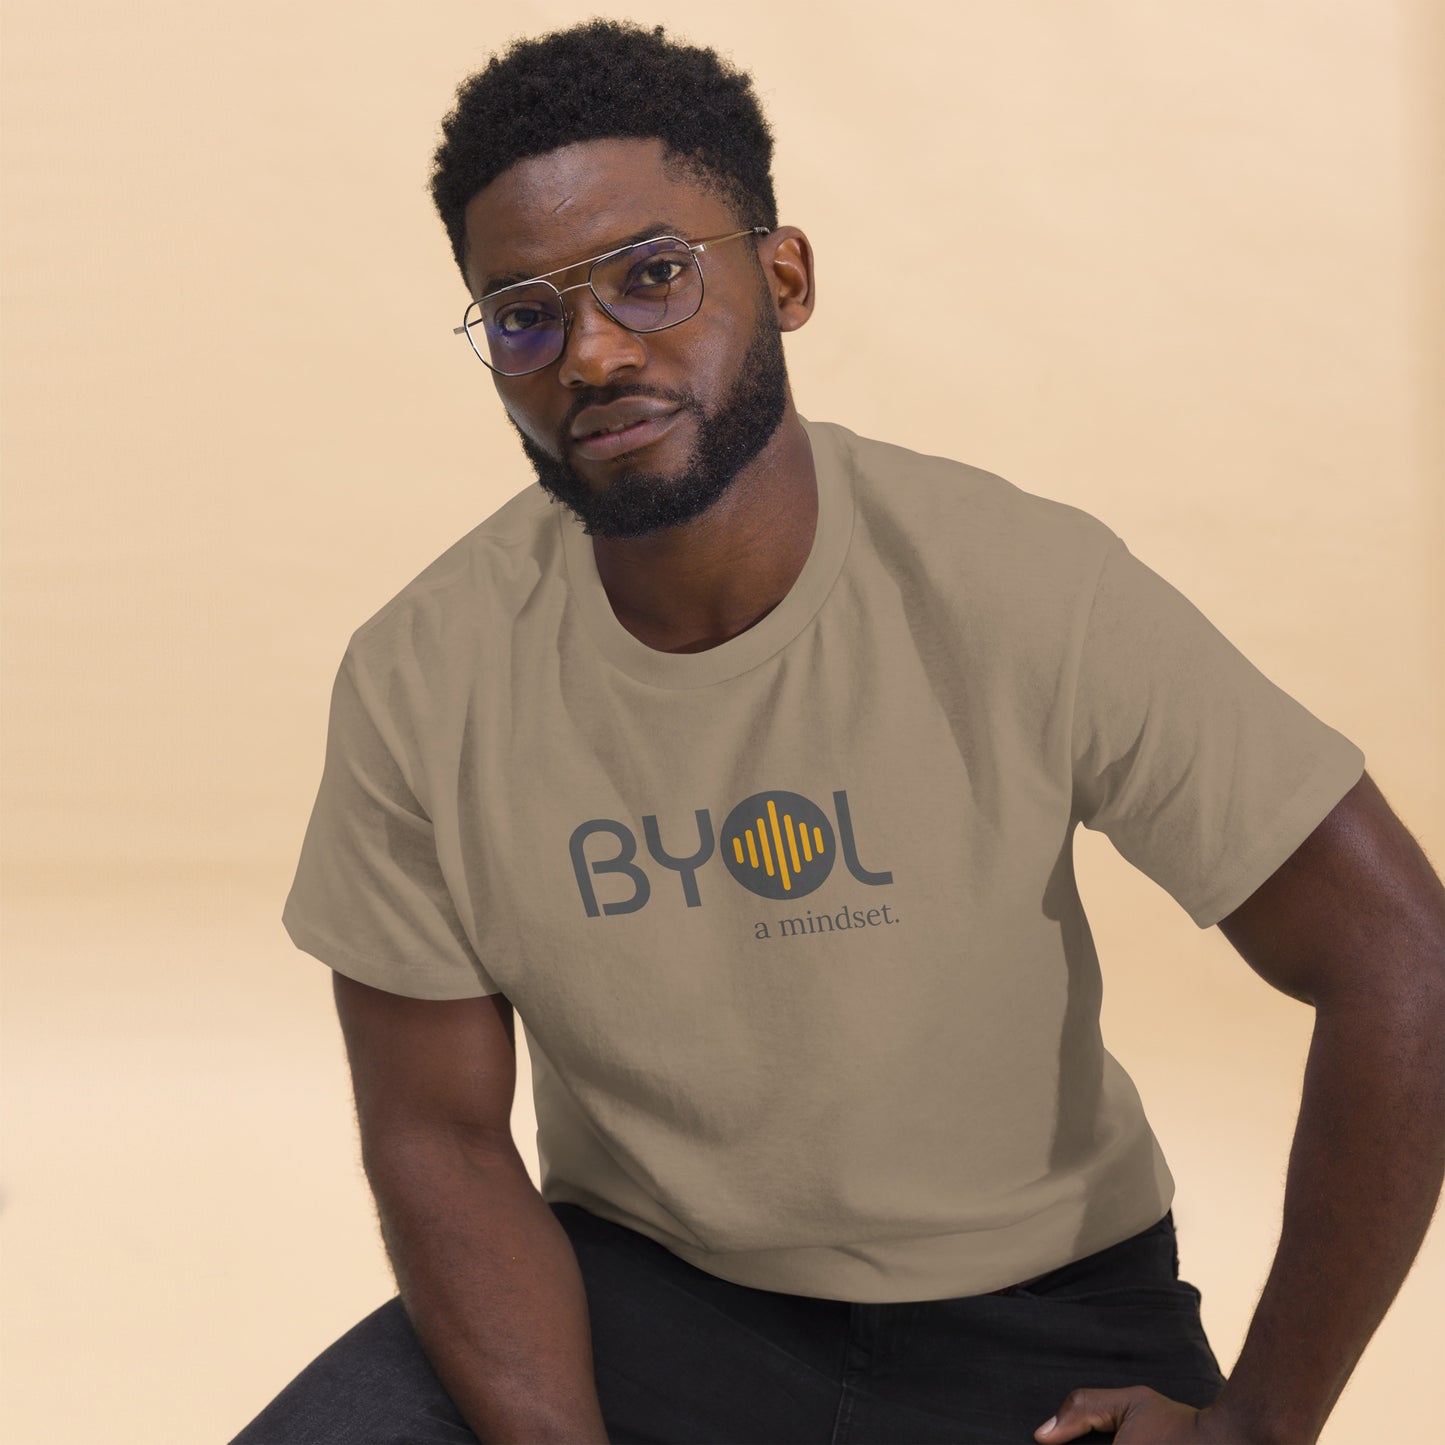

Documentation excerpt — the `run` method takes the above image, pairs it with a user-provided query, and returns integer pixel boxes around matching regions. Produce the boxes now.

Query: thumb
[1034,1387,1136,1441]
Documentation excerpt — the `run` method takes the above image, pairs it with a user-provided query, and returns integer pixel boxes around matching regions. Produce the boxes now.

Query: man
[232,18,1445,1445]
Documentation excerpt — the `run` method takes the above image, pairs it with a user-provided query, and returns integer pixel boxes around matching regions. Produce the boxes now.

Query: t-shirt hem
[1184,743,1366,930]
[623,1192,1176,1303]
[280,909,503,1000]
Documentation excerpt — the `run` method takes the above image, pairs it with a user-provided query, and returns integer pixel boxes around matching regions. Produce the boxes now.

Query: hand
[1035,1387,1254,1443]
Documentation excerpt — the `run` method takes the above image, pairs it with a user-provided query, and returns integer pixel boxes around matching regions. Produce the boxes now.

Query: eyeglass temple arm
[693,225,771,253]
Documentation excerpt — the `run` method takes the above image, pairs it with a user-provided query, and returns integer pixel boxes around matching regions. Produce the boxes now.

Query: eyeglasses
[452,226,770,377]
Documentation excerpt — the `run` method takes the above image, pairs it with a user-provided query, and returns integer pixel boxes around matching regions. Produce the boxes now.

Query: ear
[761,226,815,332]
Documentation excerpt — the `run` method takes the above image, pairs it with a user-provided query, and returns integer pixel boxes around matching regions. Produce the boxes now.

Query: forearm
[368,1130,611,1445]
[1209,990,1445,1444]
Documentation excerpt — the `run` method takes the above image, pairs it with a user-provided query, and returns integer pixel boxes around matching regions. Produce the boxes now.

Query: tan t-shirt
[282,414,1364,1302]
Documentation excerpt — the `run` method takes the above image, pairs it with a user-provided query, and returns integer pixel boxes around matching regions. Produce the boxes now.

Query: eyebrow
[480,221,688,297]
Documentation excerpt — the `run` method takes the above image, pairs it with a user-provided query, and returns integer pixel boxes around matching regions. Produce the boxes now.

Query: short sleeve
[282,647,502,999]
[1070,535,1366,929]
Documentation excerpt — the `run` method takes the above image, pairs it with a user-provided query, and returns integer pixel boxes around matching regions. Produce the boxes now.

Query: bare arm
[1207,771,1445,1444]
[1033,771,1445,1445]
[333,972,610,1444]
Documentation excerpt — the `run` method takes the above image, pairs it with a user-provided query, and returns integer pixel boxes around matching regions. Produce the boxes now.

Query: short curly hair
[428,18,779,290]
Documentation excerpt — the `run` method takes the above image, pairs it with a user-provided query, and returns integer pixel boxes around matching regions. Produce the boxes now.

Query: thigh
[227,1297,477,1445]
[836,1212,1227,1445]
[552,1201,846,1445]
[229,1204,851,1445]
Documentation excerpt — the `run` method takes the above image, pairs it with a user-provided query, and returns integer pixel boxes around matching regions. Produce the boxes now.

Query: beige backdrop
[3,2,1442,1443]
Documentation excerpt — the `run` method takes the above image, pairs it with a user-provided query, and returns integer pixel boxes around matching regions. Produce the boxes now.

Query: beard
[503,298,791,540]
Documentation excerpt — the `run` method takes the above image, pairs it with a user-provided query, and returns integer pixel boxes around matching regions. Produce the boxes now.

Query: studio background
[2,2,1441,1443]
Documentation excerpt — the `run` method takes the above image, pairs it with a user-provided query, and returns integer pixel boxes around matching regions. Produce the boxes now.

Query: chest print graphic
[568,788,893,917]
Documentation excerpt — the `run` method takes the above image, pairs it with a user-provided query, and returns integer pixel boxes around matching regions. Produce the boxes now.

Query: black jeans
[229,1202,1226,1444]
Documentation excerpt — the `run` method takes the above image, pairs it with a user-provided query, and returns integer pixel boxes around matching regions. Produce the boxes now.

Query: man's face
[461,137,791,540]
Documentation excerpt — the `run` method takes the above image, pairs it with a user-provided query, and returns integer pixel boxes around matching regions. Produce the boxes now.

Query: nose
[555,285,649,389]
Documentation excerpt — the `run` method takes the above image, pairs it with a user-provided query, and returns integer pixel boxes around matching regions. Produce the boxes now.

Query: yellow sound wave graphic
[729,799,826,893]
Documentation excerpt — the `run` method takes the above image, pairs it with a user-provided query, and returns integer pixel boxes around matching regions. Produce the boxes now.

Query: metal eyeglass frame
[452,226,771,376]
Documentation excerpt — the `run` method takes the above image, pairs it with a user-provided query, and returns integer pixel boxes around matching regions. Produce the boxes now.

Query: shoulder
[811,415,1117,599]
[345,482,555,685]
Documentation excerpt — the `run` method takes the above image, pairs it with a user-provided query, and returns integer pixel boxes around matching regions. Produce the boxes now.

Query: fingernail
[1038,1418,1056,1436]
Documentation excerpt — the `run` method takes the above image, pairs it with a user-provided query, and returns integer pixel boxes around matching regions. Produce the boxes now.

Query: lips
[571,409,684,461]
[571,398,680,440]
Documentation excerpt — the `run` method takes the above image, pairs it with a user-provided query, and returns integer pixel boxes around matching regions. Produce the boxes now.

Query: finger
[1035,1386,1141,1441]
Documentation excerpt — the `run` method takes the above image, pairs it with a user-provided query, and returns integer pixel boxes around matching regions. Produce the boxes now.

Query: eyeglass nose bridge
[515,268,703,374]
[547,273,675,337]
[509,278,639,377]
[452,273,637,336]
[549,276,609,336]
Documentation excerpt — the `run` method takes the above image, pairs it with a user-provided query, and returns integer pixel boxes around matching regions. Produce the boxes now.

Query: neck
[591,408,817,654]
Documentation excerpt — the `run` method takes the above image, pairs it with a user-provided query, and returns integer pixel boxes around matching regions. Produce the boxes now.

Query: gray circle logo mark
[720,789,835,899]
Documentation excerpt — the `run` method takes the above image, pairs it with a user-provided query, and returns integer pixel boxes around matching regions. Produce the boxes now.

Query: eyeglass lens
[463,237,702,374]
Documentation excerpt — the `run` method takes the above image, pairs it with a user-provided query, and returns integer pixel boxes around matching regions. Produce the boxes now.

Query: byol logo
[568,787,892,916]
